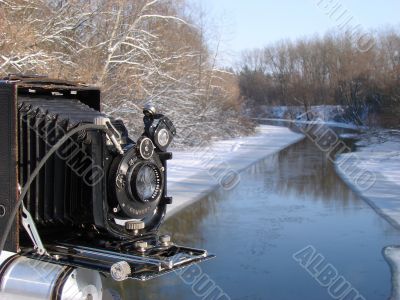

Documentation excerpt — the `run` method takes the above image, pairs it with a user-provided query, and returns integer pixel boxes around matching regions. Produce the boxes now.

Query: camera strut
[20,202,49,256]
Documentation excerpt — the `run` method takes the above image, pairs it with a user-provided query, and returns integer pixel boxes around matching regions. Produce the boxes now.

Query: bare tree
[238,27,400,127]
[0,0,93,75]
[0,0,254,146]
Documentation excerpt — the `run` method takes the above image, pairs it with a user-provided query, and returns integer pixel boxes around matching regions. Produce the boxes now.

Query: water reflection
[105,135,400,300]
[253,140,356,205]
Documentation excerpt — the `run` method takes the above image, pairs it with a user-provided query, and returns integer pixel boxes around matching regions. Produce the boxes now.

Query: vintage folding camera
[0,75,212,281]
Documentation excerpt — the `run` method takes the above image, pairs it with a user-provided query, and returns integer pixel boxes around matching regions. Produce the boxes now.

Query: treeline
[238,29,400,126]
[0,0,253,146]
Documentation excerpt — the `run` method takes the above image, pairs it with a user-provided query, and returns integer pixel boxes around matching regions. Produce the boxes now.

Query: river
[105,127,399,300]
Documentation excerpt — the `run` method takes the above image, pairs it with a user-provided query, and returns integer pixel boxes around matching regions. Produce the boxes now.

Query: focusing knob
[125,220,145,231]
[110,261,131,282]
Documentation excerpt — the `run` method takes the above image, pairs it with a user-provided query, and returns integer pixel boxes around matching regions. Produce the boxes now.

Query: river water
[106,128,399,300]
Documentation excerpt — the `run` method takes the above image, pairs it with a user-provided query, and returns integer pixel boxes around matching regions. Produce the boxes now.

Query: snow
[255,105,350,122]
[338,133,360,139]
[166,125,304,217]
[251,104,374,131]
[335,133,400,228]
[355,140,400,186]
[383,246,400,300]
[254,118,366,130]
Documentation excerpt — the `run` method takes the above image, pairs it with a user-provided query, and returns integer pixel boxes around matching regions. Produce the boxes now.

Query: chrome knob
[125,220,145,236]
[159,234,171,246]
[125,220,145,231]
[134,241,148,253]
[143,102,156,116]
[110,261,131,282]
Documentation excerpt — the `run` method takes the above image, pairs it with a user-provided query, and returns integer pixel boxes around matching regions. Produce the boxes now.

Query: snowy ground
[383,246,400,300]
[335,131,400,228]
[253,117,366,130]
[166,125,304,217]
[248,105,353,123]
[264,105,346,120]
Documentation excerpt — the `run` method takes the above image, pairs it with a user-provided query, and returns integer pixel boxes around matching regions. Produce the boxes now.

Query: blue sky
[196,0,400,64]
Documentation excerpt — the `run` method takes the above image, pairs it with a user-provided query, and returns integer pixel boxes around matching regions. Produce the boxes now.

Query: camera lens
[157,129,170,147]
[132,164,161,202]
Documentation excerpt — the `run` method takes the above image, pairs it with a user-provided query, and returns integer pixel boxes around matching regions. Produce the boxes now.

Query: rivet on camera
[159,234,172,247]
[134,241,148,253]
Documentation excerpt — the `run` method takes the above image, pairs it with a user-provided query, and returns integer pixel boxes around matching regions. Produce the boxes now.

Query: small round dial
[137,137,154,160]
[157,128,170,147]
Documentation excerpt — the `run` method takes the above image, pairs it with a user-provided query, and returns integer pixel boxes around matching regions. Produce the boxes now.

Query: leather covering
[0,82,19,252]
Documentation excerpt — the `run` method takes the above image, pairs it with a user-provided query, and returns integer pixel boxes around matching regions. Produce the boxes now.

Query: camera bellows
[18,97,106,227]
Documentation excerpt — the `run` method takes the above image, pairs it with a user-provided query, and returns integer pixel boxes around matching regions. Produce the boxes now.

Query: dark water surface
[106,136,399,300]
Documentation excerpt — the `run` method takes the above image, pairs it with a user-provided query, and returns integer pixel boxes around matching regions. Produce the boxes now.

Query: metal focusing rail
[22,239,214,281]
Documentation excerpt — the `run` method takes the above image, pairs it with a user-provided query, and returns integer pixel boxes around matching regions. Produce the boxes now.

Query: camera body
[0,75,211,281]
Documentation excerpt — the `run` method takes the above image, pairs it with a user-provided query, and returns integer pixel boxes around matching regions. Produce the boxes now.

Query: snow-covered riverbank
[335,133,400,228]
[253,117,366,130]
[166,125,304,218]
